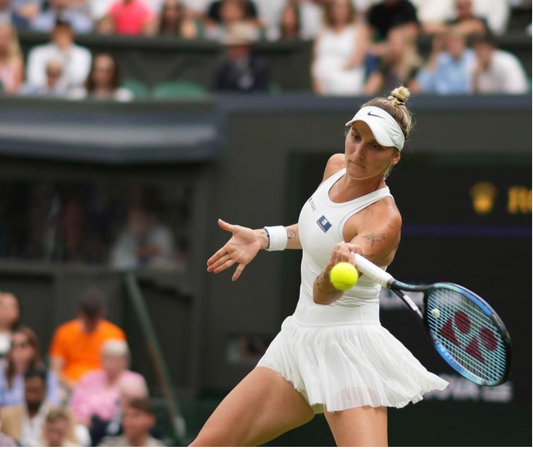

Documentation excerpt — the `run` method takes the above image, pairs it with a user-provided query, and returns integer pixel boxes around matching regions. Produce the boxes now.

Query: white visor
[345,106,405,151]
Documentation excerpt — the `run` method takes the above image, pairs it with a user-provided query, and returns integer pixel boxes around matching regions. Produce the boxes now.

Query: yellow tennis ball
[330,262,359,291]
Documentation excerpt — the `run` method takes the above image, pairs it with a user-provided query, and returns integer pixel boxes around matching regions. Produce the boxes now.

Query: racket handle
[353,254,395,288]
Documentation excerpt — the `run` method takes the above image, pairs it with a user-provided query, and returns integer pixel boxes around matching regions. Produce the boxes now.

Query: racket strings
[426,288,507,385]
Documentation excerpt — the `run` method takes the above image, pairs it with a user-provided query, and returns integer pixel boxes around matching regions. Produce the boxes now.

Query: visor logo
[367,111,385,119]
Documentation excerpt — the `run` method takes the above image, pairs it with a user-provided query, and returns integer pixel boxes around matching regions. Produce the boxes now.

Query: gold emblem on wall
[470,182,497,215]
[508,186,532,214]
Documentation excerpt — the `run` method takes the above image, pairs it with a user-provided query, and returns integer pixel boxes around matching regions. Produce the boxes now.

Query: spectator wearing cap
[100,0,156,35]
[0,365,54,446]
[471,34,529,94]
[99,397,165,447]
[213,22,269,93]
[48,288,126,393]
[413,30,475,94]
[26,19,91,90]
[30,0,93,33]
[70,339,145,428]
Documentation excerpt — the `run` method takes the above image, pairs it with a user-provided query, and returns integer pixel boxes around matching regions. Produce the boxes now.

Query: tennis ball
[330,262,359,291]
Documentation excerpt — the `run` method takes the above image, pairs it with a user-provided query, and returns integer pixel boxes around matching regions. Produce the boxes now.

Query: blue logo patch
[317,215,332,233]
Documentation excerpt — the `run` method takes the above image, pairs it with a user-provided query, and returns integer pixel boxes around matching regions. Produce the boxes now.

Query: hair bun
[388,86,411,106]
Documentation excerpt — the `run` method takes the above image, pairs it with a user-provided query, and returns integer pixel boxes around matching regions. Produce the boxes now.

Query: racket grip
[353,254,395,288]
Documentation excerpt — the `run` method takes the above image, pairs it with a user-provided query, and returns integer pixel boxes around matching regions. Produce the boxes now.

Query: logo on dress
[308,197,316,212]
[317,215,332,233]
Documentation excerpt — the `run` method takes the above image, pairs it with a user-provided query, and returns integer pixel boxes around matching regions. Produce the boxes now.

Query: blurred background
[0,0,531,446]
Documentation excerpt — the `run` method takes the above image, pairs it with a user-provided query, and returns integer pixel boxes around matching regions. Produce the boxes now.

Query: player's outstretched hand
[207,219,263,281]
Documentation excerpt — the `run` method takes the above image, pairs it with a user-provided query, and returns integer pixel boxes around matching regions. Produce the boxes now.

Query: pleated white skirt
[257,303,448,414]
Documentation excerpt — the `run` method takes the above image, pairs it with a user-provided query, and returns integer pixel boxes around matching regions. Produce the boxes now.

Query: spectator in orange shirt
[48,288,125,393]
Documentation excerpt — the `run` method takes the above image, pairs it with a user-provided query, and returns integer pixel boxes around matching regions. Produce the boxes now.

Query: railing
[124,272,187,446]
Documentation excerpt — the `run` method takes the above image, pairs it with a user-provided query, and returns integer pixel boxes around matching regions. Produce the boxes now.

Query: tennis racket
[353,254,512,387]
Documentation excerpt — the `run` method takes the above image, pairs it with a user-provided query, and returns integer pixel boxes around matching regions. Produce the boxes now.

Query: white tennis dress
[257,168,448,413]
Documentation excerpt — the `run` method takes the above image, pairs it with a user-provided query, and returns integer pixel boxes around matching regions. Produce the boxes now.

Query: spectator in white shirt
[0,366,53,446]
[21,57,70,97]
[26,18,91,90]
[471,34,529,94]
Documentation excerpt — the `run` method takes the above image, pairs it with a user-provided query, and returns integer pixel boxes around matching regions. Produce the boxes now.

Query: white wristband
[264,226,288,251]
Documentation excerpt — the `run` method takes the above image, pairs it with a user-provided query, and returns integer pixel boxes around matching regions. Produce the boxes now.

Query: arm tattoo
[386,223,394,230]
[363,233,385,246]
[287,229,298,240]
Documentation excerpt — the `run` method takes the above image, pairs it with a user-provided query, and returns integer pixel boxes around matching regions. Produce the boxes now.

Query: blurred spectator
[410,0,454,34]
[0,23,24,95]
[100,0,156,35]
[39,407,80,446]
[278,0,301,40]
[89,375,149,445]
[69,53,133,101]
[0,327,60,407]
[30,0,94,34]
[312,0,369,96]
[99,397,165,447]
[157,0,200,37]
[48,288,126,391]
[26,19,91,90]
[70,339,145,427]
[0,431,17,446]
[205,0,261,40]
[445,0,488,36]
[0,365,53,446]
[180,0,210,18]
[206,0,257,23]
[293,0,326,40]
[20,57,70,97]
[0,292,21,362]
[253,0,285,40]
[364,25,422,95]
[472,0,509,36]
[3,0,42,29]
[471,33,529,94]
[413,30,475,94]
[110,204,177,269]
[367,0,419,46]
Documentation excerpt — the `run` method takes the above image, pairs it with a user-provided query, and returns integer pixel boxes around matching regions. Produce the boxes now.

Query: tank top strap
[317,167,346,194]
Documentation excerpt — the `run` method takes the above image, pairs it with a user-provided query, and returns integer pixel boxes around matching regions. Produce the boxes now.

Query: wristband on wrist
[264,226,288,251]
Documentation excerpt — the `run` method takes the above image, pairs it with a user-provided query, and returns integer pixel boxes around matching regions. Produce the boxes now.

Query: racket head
[422,283,512,386]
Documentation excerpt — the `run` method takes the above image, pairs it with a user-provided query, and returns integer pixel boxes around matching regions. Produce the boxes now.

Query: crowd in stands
[0,180,189,268]
[0,288,167,446]
[0,0,530,97]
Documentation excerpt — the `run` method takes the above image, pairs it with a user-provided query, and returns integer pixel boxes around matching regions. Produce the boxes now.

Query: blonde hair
[42,407,79,446]
[0,24,22,62]
[362,86,413,177]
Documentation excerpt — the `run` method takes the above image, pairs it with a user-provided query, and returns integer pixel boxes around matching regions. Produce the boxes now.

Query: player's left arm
[313,201,401,305]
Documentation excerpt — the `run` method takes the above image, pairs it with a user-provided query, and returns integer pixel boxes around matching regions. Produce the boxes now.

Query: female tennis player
[192,86,448,447]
